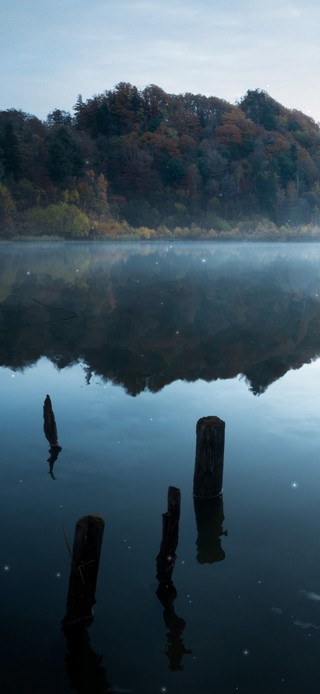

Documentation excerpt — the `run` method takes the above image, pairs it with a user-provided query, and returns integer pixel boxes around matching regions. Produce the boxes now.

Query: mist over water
[1,241,320,693]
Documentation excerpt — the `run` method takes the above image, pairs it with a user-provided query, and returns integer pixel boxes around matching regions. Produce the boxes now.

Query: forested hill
[1,83,320,239]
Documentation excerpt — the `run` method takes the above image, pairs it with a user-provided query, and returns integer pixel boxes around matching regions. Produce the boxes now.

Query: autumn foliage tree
[1,85,320,236]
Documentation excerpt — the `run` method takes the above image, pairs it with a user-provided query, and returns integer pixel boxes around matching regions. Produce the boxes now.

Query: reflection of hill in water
[1,242,320,395]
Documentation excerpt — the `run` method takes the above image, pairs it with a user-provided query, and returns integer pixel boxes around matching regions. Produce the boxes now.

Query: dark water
[1,241,320,693]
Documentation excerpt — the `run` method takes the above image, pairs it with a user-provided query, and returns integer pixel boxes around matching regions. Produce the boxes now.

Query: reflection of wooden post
[156,582,192,671]
[62,515,105,626]
[156,486,181,585]
[156,487,191,670]
[193,416,225,498]
[43,394,61,448]
[194,495,227,564]
[63,623,112,692]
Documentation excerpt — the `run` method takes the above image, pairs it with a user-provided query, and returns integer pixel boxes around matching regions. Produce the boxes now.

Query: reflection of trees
[2,246,320,395]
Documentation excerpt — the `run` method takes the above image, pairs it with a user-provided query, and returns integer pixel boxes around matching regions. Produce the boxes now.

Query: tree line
[1,83,320,238]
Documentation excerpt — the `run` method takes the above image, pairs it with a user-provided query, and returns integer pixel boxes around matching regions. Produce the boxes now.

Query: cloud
[1,0,320,121]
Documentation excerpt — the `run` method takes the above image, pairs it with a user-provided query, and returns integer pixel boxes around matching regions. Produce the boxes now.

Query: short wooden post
[156,486,181,585]
[62,515,105,626]
[193,416,225,498]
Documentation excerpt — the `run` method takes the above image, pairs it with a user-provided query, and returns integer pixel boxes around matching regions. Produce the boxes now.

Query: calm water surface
[1,241,320,693]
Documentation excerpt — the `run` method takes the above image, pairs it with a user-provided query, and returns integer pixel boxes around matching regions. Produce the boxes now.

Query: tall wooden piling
[193,416,225,498]
[62,515,105,626]
[156,486,181,585]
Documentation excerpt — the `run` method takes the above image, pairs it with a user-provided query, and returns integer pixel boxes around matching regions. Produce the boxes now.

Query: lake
[1,240,320,693]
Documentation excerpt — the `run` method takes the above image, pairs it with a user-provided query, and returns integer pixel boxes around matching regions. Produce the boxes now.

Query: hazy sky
[2,0,320,122]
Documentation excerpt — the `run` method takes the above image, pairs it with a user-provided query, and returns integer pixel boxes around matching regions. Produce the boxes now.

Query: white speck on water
[128,546,131,550]
[201,258,206,263]
[26,271,30,275]
[291,481,299,488]
[136,279,140,283]
[181,560,185,565]
[242,649,250,656]
[76,269,79,273]
[19,479,22,483]
[55,572,62,578]
[11,374,15,378]
[123,539,127,543]
[150,417,153,421]
[117,440,121,444]
[59,504,63,508]
[3,565,10,572]
[160,687,167,693]
[175,330,180,335]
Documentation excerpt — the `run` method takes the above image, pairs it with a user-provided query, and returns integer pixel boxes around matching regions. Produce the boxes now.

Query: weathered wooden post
[193,416,225,498]
[62,515,105,626]
[156,486,181,585]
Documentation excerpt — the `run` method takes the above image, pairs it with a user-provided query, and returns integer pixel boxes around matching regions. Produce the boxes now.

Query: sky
[1,0,320,123]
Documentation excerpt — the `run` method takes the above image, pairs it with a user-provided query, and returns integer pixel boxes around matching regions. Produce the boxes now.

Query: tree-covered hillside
[1,84,320,238]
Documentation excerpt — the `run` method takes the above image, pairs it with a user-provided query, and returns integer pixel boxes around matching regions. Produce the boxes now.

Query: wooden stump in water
[193,416,225,498]
[156,486,181,585]
[62,515,105,626]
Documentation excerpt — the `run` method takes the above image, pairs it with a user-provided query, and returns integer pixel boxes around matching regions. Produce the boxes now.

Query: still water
[1,241,320,693]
